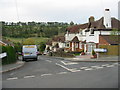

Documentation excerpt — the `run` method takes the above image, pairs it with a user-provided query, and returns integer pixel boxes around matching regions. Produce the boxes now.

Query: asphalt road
[2,56,119,88]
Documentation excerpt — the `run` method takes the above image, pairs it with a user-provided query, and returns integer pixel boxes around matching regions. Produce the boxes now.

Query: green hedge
[2,46,17,65]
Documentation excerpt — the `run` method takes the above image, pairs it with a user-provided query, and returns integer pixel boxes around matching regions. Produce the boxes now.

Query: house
[45,36,65,52]
[0,41,7,46]
[45,9,119,55]
[0,38,14,46]
[65,9,120,54]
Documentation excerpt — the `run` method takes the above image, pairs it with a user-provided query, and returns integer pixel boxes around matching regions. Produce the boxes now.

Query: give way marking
[61,61,78,65]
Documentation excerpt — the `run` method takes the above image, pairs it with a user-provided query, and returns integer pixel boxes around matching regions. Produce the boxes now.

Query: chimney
[104,9,111,28]
[89,16,95,22]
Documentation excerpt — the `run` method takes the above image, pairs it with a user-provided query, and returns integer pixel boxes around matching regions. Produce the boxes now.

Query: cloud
[0,0,119,23]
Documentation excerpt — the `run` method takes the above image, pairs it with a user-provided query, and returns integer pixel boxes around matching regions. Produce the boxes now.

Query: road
[2,56,119,88]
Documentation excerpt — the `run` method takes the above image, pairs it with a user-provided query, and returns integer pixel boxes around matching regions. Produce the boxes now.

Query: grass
[4,37,50,45]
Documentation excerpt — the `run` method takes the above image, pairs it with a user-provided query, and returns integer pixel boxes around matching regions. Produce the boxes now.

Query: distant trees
[70,21,74,26]
[2,21,69,38]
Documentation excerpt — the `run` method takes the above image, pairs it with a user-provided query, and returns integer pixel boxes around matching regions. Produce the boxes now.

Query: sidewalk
[0,60,25,73]
[66,55,119,62]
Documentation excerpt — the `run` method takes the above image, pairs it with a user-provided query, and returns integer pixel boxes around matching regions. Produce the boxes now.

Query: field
[5,37,50,45]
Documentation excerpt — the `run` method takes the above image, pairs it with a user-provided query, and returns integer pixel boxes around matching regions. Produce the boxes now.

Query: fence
[99,45,120,56]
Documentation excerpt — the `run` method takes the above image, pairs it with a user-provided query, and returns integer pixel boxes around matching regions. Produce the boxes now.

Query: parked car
[22,45,38,61]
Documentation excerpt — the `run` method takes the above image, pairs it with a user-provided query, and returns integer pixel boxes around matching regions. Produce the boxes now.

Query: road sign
[94,48,107,53]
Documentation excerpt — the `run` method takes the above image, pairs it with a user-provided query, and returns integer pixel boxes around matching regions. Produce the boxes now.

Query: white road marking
[106,65,115,67]
[84,68,93,71]
[41,74,52,76]
[94,67,104,69]
[113,63,118,65]
[61,61,78,65]
[56,63,71,71]
[80,67,88,69]
[57,72,68,74]
[24,75,35,78]
[46,60,52,63]
[7,77,18,80]
[101,64,110,67]
[10,73,14,76]
[71,70,81,72]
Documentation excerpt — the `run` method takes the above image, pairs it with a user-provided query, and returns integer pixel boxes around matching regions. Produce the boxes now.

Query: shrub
[92,50,96,56]
[2,46,17,65]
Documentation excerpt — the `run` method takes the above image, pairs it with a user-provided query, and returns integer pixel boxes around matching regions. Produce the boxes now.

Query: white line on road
[113,63,118,65]
[7,77,18,80]
[57,72,68,74]
[84,68,94,71]
[106,65,115,67]
[41,74,53,77]
[71,70,81,72]
[46,60,52,63]
[94,67,104,69]
[101,64,110,67]
[61,61,78,65]
[24,75,35,78]
[56,63,71,71]
[80,67,88,69]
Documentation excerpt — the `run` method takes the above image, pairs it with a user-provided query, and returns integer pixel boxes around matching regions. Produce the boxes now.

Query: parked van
[22,45,38,61]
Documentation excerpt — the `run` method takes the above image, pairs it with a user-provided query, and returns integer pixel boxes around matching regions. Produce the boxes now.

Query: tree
[39,42,46,53]
[70,21,74,26]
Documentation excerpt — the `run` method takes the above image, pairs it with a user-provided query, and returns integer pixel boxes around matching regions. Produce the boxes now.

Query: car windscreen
[23,48,37,53]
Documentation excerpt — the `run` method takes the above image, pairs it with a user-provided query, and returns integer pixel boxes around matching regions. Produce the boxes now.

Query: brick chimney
[104,9,111,28]
[89,16,95,22]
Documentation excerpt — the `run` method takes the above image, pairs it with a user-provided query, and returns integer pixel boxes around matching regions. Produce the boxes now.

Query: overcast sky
[0,0,119,24]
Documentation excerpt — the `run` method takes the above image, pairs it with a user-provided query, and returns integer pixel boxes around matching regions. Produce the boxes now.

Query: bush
[2,46,17,65]
[92,50,96,56]
[39,42,46,53]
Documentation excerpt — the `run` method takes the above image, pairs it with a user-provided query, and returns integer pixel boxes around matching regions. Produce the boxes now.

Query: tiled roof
[100,35,119,45]
[71,36,79,42]
[52,36,65,43]
[46,40,52,45]
[66,17,120,33]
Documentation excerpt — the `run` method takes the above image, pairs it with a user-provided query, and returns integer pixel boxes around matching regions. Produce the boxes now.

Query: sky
[0,0,119,24]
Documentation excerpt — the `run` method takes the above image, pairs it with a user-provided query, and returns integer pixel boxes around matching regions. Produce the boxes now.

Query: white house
[64,9,120,53]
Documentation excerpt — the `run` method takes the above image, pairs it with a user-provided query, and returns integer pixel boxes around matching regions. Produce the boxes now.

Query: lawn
[5,37,50,45]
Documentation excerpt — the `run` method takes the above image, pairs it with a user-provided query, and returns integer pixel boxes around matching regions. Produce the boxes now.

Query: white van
[22,45,38,61]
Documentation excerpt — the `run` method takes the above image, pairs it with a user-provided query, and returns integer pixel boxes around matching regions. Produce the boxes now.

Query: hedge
[2,45,17,65]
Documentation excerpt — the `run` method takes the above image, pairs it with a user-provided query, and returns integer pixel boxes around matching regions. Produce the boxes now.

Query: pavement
[66,55,119,62]
[0,55,119,73]
[0,60,25,73]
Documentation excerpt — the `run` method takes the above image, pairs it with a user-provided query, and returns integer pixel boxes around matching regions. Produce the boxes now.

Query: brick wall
[99,36,109,45]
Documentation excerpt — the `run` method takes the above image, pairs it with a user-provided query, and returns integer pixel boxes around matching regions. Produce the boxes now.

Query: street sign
[94,48,107,53]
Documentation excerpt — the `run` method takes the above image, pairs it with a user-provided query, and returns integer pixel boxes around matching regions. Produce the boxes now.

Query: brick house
[45,36,65,52]
[65,9,120,53]
[45,9,119,54]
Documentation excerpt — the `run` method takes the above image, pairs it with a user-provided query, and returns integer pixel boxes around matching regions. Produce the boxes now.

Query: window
[91,29,94,34]
[75,43,79,48]
[79,43,82,49]
[65,42,70,48]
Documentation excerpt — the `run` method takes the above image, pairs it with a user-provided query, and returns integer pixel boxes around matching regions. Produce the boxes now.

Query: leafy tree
[39,42,46,52]
[70,21,74,26]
